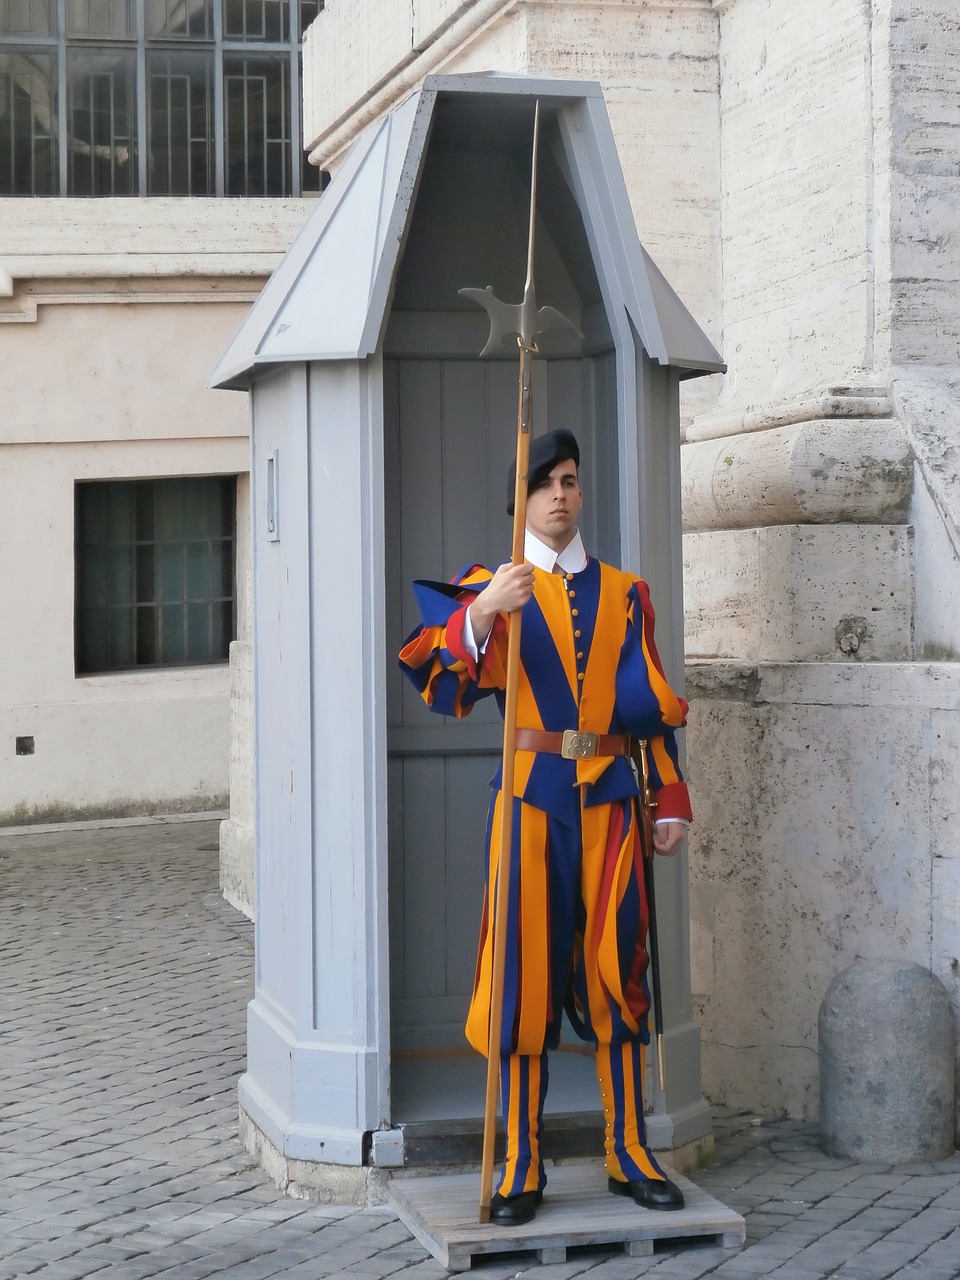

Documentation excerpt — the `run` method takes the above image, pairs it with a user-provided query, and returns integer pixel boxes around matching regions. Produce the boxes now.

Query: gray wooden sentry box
[210,73,724,1182]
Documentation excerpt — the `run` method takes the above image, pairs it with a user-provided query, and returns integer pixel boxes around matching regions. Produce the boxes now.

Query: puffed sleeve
[618,579,692,822]
[399,565,504,718]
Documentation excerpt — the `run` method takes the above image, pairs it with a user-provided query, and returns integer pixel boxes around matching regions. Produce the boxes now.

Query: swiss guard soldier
[399,429,691,1226]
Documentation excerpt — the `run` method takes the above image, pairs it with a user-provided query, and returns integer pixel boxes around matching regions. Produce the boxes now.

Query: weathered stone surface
[894,370,960,559]
[680,418,912,531]
[911,464,960,661]
[220,640,255,919]
[819,959,956,1161]
[886,0,960,369]
[219,477,255,918]
[683,524,914,662]
[715,0,874,408]
[686,661,960,1123]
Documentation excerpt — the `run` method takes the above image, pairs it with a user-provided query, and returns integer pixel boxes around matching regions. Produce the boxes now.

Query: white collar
[523,528,588,574]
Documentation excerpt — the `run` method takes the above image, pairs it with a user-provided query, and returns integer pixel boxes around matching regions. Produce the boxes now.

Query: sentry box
[211,73,723,1192]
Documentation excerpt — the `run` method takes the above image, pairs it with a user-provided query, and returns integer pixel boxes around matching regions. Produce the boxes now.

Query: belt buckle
[561,729,598,760]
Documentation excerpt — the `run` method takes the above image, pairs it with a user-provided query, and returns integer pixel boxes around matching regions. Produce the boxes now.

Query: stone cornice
[0,198,312,271]
[0,281,263,324]
[0,257,279,285]
[684,387,892,444]
[0,197,313,316]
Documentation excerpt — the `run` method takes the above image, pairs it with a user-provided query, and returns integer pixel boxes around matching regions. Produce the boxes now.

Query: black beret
[507,429,581,516]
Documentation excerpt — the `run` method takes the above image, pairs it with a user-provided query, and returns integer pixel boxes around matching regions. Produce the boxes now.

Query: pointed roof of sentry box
[209,73,724,391]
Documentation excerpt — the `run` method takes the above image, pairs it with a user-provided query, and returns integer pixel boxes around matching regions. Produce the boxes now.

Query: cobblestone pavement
[1,818,958,1280]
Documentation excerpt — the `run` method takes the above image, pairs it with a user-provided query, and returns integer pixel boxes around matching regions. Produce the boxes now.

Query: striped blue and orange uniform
[399,557,692,1196]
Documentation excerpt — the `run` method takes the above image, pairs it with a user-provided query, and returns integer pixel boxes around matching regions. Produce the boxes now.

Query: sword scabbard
[631,738,658,861]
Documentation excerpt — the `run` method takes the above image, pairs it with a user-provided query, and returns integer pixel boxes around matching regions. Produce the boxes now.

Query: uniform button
[577,672,585,681]
[576,652,584,660]
[565,573,573,582]
[568,590,576,598]
[574,629,581,638]
[571,608,579,617]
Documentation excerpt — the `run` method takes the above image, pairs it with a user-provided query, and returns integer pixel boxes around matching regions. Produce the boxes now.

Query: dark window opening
[75,476,237,675]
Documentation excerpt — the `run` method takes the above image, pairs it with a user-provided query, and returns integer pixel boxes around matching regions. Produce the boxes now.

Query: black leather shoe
[608,1175,684,1211]
[489,1188,543,1225]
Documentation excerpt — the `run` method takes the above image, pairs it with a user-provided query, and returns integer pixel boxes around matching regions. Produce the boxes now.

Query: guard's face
[525,460,583,550]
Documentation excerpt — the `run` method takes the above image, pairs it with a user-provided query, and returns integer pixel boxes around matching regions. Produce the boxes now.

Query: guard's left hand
[653,822,687,856]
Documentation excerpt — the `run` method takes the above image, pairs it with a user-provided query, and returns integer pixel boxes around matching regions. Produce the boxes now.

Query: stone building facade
[235,0,957,1127]
[1,3,315,826]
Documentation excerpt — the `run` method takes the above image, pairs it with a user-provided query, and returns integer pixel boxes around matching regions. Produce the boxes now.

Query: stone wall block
[889,0,960,367]
[686,661,957,1121]
[683,529,761,660]
[759,524,914,662]
[681,419,913,532]
[684,524,914,662]
[717,0,873,406]
[819,959,956,1160]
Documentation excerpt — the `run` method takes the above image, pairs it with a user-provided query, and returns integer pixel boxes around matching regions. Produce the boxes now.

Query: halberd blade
[459,283,582,357]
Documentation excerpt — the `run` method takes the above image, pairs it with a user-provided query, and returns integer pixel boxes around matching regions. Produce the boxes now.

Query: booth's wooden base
[388,1163,746,1271]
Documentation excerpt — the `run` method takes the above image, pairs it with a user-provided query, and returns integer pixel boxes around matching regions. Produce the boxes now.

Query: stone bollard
[819,958,956,1162]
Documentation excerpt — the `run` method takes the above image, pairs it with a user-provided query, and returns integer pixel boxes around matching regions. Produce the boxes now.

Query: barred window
[75,476,236,674]
[0,0,321,195]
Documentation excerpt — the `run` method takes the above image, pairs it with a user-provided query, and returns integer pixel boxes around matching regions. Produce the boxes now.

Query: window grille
[224,53,286,196]
[66,48,136,194]
[147,49,213,194]
[0,0,321,195]
[0,48,56,192]
[75,476,237,674]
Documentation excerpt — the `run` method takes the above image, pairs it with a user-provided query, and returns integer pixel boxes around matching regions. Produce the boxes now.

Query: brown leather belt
[515,728,631,760]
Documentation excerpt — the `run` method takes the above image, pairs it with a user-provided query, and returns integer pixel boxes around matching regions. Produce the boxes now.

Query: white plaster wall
[2,300,254,443]
[0,434,248,823]
[0,195,306,826]
[1,695,231,824]
[302,0,520,152]
[686,661,960,1123]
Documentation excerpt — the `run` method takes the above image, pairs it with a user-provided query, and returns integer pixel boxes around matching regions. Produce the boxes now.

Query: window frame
[74,474,238,677]
[0,0,318,195]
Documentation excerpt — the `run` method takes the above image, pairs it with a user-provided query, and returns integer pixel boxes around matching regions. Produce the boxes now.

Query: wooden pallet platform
[388,1163,746,1271]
